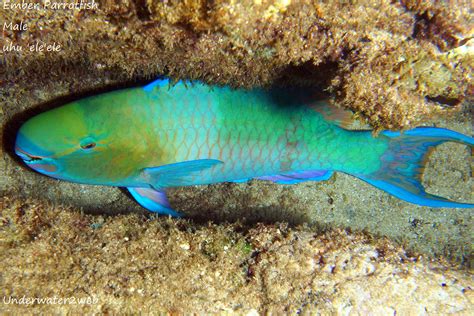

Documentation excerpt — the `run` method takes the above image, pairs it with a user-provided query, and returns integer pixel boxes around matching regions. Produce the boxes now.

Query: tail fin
[357,127,473,208]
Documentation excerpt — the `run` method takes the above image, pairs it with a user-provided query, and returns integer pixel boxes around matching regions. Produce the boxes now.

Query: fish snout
[15,133,58,175]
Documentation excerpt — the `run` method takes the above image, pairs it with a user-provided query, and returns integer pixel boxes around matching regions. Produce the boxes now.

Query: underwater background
[1,0,472,313]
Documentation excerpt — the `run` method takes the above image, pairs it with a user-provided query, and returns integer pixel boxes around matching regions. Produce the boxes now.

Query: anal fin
[256,169,333,184]
[230,178,250,183]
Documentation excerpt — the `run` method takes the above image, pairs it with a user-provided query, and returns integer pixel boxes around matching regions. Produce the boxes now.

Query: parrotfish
[15,78,474,216]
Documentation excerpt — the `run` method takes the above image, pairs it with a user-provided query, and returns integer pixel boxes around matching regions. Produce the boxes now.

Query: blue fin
[230,178,250,183]
[143,159,223,188]
[356,127,474,208]
[143,78,170,92]
[127,187,182,217]
[382,127,474,145]
[257,170,333,184]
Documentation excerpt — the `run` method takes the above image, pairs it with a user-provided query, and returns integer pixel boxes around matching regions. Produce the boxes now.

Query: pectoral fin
[143,159,223,188]
[127,187,182,217]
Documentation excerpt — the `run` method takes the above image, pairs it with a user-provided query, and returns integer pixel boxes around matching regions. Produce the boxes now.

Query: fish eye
[81,142,96,150]
[80,137,97,150]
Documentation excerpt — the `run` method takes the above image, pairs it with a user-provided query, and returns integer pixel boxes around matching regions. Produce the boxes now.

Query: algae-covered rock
[0,197,472,314]
[0,0,472,128]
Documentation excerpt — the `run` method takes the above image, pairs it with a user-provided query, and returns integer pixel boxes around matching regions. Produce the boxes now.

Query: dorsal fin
[143,78,171,92]
[310,100,355,129]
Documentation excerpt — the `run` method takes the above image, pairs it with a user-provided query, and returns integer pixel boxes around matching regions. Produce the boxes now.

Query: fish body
[15,79,474,214]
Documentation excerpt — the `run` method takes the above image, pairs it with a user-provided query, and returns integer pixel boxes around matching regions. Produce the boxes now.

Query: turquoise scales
[124,82,387,185]
[14,78,474,215]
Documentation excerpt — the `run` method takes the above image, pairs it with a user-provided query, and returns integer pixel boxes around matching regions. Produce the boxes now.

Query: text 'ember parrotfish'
[15,78,474,216]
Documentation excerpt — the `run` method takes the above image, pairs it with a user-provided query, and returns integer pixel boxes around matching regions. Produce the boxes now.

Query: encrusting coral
[0,0,472,129]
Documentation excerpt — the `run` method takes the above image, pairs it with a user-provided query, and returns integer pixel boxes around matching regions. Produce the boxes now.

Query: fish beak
[15,134,58,175]
[14,145,58,175]
[15,145,42,162]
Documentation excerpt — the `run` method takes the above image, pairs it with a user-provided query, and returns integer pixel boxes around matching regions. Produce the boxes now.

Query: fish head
[15,99,138,185]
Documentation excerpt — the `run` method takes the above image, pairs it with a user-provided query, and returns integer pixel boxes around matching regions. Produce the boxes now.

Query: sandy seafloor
[0,78,473,313]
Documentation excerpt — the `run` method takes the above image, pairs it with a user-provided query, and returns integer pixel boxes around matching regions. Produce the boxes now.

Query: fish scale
[14,78,474,214]
[150,83,385,182]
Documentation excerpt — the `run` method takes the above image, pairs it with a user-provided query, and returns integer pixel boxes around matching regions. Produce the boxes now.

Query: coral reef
[0,197,472,314]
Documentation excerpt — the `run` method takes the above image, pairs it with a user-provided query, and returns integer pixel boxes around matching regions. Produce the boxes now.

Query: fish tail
[356,127,473,208]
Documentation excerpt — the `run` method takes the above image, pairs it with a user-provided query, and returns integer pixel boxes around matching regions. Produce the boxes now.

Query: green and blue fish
[15,79,474,216]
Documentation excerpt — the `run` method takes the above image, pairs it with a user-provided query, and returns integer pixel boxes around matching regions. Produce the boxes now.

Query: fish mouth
[15,145,58,174]
[15,145,43,162]
[15,131,58,175]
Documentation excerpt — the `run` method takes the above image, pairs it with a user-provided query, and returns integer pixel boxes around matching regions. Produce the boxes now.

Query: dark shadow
[188,205,314,227]
[119,186,313,225]
[275,60,339,90]
[11,185,317,226]
[425,95,461,107]
[131,0,152,22]
[260,60,338,109]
